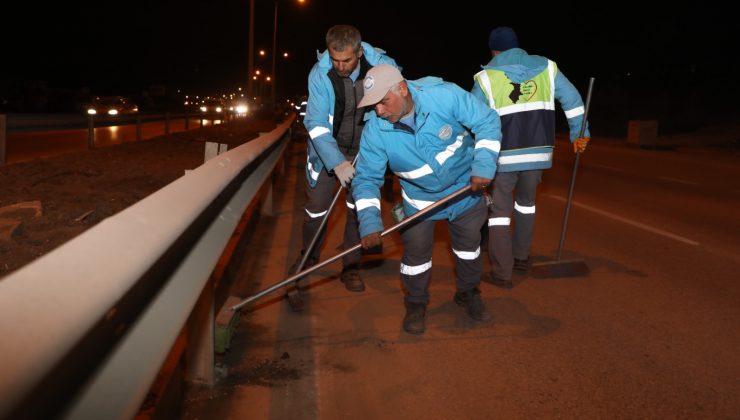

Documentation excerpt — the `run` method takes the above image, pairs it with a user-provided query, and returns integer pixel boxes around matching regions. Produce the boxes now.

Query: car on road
[87,96,138,116]
[199,98,226,114]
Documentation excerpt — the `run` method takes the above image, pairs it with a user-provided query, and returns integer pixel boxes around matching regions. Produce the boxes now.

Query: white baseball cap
[357,64,404,108]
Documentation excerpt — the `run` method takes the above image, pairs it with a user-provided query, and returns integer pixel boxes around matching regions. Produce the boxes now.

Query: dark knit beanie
[488,26,518,51]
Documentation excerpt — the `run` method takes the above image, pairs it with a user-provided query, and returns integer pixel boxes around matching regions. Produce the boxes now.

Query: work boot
[513,258,530,273]
[403,302,427,334]
[454,287,491,321]
[484,272,512,289]
[340,265,365,292]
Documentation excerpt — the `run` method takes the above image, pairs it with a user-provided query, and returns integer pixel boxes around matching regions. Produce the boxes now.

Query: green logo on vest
[509,80,538,103]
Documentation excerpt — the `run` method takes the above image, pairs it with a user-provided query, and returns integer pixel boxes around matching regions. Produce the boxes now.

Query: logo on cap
[363,76,375,91]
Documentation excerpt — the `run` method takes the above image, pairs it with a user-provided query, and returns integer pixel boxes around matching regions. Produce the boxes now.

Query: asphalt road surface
[181,133,740,419]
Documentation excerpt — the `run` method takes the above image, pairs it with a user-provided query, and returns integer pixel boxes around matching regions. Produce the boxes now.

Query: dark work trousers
[302,163,361,269]
[488,170,541,280]
[399,197,487,305]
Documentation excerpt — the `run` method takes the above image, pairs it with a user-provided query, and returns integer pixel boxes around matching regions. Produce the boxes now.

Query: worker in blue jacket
[471,26,590,288]
[297,25,400,293]
[353,64,502,335]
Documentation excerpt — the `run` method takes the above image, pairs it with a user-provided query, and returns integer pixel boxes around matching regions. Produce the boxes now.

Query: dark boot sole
[454,295,492,322]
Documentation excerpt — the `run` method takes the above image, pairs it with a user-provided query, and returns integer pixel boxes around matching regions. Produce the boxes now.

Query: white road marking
[660,176,699,186]
[588,163,625,173]
[546,194,700,246]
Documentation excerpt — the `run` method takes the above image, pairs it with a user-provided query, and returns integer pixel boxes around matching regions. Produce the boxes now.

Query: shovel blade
[531,259,589,279]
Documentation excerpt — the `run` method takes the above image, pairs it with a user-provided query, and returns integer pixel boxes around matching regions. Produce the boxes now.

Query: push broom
[284,153,360,311]
[531,77,594,279]
[232,185,473,311]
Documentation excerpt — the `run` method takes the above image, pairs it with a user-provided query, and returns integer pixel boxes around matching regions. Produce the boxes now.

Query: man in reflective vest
[472,26,590,288]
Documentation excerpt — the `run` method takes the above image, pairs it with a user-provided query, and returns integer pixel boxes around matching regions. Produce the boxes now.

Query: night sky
[1,2,735,130]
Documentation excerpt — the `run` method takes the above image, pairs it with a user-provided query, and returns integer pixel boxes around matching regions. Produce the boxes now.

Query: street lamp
[247,0,255,100]
[270,0,278,105]
[248,0,305,105]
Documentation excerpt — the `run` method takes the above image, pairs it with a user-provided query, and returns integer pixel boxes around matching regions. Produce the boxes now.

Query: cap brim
[357,89,387,108]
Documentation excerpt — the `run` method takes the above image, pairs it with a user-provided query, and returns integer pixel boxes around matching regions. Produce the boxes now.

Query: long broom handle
[232,184,473,311]
[556,77,595,261]
[293,154,360,275]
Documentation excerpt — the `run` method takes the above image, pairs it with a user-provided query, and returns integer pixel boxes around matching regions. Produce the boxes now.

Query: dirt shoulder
[0,117,278,279]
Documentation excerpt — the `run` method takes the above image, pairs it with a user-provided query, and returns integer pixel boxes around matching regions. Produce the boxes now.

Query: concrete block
[628,120,659,148]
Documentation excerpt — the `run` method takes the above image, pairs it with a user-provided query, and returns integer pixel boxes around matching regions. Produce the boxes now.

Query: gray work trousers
[302,165,361,269]
[400,197,487,305]
[488,170,542,279]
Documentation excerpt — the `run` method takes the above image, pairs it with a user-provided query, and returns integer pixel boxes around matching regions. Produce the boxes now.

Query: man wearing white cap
[352,64,503,334]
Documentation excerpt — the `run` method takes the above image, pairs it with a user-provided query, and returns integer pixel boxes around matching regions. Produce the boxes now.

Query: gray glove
[334,160,355,187]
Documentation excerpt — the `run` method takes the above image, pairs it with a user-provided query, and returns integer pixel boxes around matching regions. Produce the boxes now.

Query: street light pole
[247,0,255,99]
[270,0,278,105]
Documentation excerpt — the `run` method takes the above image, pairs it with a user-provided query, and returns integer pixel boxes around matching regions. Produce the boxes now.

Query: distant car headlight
[108,109,119,116]
[235,105,248,114]
[215,106,223,113]
[87,108,97,115]
[200,106,207,112]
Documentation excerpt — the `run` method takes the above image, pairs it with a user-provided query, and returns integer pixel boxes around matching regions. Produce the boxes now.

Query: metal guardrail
[3,112,219,132]
[0,115,294,419]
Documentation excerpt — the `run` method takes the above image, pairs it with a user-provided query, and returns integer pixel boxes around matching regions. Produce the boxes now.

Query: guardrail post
[87,115,95,149]
[136,115,142,141]
[165,112,171,135]
[276,131,288,176]
[185,278,215,386]
[0,114,6,165]
[261,180,273,216]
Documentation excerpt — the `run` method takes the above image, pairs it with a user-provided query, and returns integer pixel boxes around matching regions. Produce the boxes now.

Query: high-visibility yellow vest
[474,60,557,151]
